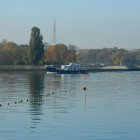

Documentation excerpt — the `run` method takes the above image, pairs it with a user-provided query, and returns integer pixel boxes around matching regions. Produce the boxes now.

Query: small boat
[46,63,87,74]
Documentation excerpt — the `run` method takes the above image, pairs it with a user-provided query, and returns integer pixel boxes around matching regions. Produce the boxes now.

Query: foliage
[0,41,26,65]
[0,38,140,66]
[28,27,44,65]
[77,47,140,66]
[68,44,77,62]
[44,44,76,65]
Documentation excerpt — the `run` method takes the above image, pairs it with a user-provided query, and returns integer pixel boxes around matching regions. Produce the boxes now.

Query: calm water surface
[0,71,140,140]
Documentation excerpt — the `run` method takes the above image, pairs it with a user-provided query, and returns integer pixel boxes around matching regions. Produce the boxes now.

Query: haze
[0,0,140,49]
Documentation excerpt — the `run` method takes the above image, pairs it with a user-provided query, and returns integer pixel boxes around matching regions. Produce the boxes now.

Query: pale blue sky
[0,0,140,49]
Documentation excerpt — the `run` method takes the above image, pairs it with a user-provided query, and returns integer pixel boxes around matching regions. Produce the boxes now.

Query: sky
[0,0,140,49]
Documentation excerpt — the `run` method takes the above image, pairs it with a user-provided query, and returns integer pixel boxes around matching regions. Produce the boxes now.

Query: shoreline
[87,68,140,72]
[86,65,140,72]
[0,65,140,72]
[0,65,46,71]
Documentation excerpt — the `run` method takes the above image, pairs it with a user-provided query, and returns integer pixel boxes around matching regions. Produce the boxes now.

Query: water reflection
[84,90,87,112]
[1,72,140,139]
[28,72,45,96]
[45,74,61,90]
[28,72,45,131]
[0,72,26,99]
[45,74,81,91]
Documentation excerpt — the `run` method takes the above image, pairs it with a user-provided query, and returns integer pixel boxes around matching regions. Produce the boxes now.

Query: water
[0,71,140,140]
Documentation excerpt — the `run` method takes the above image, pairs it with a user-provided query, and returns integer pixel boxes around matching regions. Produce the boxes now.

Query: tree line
[77,47,140,66]
[0,26,140,66]
[0,27,76,65]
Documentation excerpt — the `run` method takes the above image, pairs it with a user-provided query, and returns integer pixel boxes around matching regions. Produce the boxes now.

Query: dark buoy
[0,104,2,107]
[8,103,10,106]
[83,86,87,91]
[26,99,29,102]
[15,101,17,104]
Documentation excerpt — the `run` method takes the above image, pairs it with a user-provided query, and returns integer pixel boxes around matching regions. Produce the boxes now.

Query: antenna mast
[53,20,56,44]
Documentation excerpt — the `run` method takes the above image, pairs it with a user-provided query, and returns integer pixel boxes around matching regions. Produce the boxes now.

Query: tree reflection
[29,72,45,96]
[28,71,45,131]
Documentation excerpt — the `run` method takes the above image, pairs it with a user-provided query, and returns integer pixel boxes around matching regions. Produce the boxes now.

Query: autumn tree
[44,44,57,64]
[56,44,69,64]
[44,44,67,65]
[28,27,44,65]
[0,41,25,65]
[44,44,76,65]
[67,44,77,63]
[112,49,127,65]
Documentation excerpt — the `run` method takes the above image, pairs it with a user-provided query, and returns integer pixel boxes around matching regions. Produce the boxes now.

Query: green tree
[28,27,44,65]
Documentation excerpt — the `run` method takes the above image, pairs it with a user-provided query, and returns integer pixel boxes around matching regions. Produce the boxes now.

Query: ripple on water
[0,72,140,140]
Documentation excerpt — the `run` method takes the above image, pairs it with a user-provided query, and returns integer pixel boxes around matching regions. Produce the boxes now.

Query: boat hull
[57,69,86,74]
[46,67,86,74]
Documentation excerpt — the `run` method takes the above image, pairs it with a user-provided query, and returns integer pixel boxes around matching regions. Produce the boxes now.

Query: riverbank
[0,65,140,72]
[86,65,140,72]
[0,65,46,71]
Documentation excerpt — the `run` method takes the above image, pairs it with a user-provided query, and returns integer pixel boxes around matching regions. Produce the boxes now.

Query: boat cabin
[61,63,81,71]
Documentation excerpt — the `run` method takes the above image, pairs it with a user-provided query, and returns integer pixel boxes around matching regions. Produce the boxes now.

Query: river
[0,71,140,140]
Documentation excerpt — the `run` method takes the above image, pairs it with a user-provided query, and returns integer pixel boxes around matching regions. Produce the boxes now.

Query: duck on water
[46,63,87,74]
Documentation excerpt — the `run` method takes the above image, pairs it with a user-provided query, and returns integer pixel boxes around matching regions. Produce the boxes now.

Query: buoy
[15,101,17,104]
[8,103,10,106]
[26,99,29,102]
[83,86,87,91]
[0,104,2,107]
